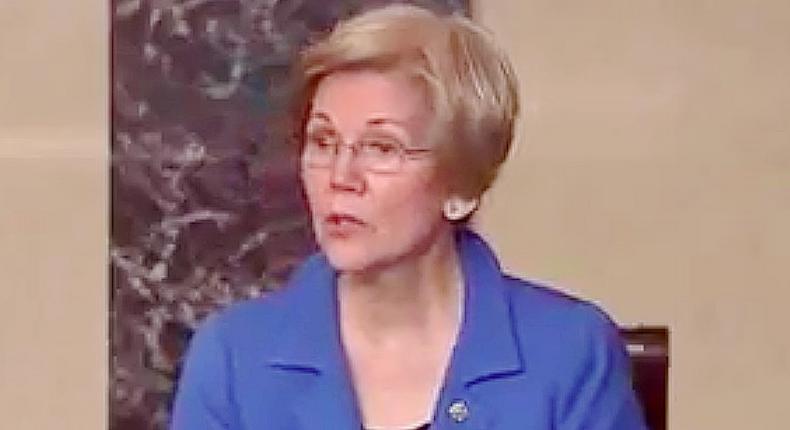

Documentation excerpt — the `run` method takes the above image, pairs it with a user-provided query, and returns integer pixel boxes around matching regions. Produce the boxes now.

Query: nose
[329,144,365,193]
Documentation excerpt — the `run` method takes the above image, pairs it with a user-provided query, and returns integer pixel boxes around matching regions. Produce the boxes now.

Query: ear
[442,196,479,221]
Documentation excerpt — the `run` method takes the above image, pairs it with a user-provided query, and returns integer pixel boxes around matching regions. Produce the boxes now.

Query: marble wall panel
[110,1,469,428]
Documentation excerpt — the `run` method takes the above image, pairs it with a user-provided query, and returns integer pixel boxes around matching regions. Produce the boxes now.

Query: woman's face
[301,69,448,273]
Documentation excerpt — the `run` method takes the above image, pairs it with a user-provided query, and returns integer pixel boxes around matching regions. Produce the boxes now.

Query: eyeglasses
[302,130,432,174]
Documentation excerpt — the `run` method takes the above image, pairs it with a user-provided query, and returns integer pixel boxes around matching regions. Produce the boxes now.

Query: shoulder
[195,253,327,347]
[502,275,625,368]
[192,280,303,356]
[171,263,321,429]
[505,275,617,325]
[500,276,647,427]
[461,229,620,343]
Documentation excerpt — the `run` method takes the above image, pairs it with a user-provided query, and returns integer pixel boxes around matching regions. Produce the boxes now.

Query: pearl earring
[443,197,478,221]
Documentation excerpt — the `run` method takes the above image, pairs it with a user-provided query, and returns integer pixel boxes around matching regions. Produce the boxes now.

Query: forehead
[310,69,430,128]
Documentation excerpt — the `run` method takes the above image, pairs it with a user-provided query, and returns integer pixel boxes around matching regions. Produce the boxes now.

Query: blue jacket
[171,229,647,429]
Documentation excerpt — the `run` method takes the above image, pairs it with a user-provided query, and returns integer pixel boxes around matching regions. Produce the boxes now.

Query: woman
[171,4,647,429]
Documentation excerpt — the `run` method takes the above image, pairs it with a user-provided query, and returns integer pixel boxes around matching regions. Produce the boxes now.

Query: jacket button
[447,399,470,423]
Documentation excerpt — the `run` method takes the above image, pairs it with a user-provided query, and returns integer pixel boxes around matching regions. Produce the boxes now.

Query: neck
[338,225,464,345]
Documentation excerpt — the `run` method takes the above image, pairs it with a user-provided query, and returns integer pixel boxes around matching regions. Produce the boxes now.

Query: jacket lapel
[291,371,360,430]
[449,228,523,388]
[429,229,524,429]
[264,254,361,429]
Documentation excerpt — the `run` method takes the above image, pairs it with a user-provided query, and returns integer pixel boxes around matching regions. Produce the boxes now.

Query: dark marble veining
[110,0,469,428]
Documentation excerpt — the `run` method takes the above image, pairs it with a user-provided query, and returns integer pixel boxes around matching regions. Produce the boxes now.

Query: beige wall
[0,1,788,429]
[476,1,790,429]
[0,1,107,429]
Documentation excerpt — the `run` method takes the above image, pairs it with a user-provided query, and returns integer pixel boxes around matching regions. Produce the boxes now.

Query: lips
[323,212,367,237]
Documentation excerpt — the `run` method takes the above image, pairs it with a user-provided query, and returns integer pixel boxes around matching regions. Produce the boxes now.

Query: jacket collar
[448,228,523,388]
[266,227,523,386]
[265,253,361,429]
[266,251,346,375]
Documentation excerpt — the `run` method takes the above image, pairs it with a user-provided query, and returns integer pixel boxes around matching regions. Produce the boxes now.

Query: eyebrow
[367,117,408,128]
[306,111,332,124]
[307,111,408,128]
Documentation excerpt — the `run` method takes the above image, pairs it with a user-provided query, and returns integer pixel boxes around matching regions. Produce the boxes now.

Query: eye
[361,137,400,157]
[306,131,337,153]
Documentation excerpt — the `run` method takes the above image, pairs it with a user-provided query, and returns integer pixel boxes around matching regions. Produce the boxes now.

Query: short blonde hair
[293,4,519,199]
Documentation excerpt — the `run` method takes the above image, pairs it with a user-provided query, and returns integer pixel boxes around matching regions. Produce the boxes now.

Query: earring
[443,197,478,221]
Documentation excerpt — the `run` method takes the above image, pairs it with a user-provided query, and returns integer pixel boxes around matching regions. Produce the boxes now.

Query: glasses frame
[301,133,433,174]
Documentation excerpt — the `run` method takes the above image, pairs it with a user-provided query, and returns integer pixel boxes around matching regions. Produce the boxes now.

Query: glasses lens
[359,138,401,173]
[303,135,336,167]
[302,133,412,173]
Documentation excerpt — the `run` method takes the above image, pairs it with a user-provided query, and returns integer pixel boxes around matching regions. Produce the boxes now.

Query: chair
[621,326,669,430]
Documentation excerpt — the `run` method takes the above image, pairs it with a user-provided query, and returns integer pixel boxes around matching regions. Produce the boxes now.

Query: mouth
[322,212,367,237]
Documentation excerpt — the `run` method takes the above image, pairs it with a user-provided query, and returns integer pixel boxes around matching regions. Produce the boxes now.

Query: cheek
[374,176,444,228]
[301,169,327,211]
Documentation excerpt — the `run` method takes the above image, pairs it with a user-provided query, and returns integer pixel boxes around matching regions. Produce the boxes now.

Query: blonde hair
[293,3,519,199]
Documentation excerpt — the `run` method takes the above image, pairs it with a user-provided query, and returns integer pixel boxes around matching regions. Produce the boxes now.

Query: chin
[315,232,371,271]
[319,234,409,275]
[322,245,380,273]
[314,221,445,274]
